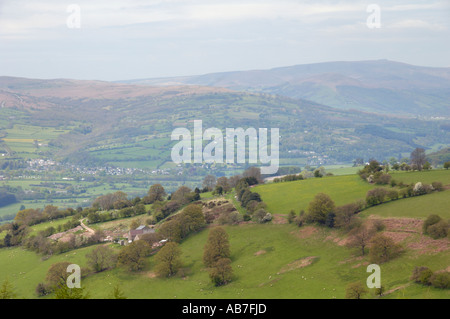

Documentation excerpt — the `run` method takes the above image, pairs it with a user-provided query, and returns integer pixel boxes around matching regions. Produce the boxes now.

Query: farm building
[128,225,155,243]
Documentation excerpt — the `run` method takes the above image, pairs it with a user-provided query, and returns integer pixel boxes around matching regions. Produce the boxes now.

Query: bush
[386,190,399,201]
[254,209,272,223]
[372,220,386,232]
[418,269,434,286]
[430,272,450,289]
[306,193,335,224]
[431,181,444,192]
[422,214,442,235]
[413,182,432,195]
[369,234,402,264]
[35,282,52,297]
[375,173,391,185]
[411,267,450,289]
[287,210,296,224]
[366,188,388,206]
[427,220,449,239]
[411,266,432,283]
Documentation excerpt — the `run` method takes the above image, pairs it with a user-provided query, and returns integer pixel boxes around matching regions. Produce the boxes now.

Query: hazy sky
[0,0,449,81]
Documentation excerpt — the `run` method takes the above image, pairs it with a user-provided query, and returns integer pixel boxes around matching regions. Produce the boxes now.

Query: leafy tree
[54,283,89,299]
[203,227,231,267]
[46,261,72,289]
[306,193,335,224]
[0,278,17,299]
[209,258,233,286]
[216,176,231,193]
[86,245,117,273]
[243,167,263,184]
[155,242,182,277]
[171,186,192,204]
[345,282,367,299]
[444,161,450,170]
[117,240,151,271]
[158,219,182,242]
[422,161,432,170]
[369,234,402,264]
[147,184,166,203]
[179,204,206,238]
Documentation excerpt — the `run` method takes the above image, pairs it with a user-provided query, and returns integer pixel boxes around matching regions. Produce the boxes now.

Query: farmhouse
[128,225,155,243]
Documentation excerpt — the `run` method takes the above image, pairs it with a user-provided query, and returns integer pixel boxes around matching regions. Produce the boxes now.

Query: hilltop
[120,60,450,117]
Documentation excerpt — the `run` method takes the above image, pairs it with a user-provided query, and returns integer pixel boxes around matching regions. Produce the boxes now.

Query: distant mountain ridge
[0,73,449,169]
[119,60,450,117]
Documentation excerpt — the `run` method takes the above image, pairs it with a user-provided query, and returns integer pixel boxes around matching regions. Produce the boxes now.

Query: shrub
[427,220,449,239]
[430,272,450,289]
[375,173,391,185]
[386,190,399,201]
[306,193,335,224]
[411,266,432,283]
[35,282,52,297]
[413,182,432,195]
[366,188,388,206]
[431,181,444,192]
[287,210,296,224]
[209,258,233,286]
[422,214,442,235]
[254,209,272,223]
[418,269,434,285]
[372,219,386,232]
[345,282,367,299]
[325,212,335,228]
[369,234,402,263]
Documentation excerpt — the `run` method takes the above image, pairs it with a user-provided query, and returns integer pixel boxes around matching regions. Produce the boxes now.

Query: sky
[0,0,449,81]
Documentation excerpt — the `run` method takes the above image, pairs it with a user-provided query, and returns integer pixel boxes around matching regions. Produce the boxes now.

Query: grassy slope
[2,222,447,299]
[390,169,450,185]
[253,174,375,214]
[360,190,450,219]
[1,169,449,299]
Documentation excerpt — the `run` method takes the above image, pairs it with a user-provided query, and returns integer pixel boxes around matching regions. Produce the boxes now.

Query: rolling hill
[0,75,449,171]
[120,60,450,117]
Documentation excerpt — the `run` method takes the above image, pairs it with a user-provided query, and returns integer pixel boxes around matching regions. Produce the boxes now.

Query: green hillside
[2,222,448,299]
[0,169,449,300]
[360,190,450,219]
[253,174,376,214]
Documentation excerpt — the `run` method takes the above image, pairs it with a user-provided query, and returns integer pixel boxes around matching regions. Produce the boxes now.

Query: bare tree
[347,225,375,256]
[410,148,426,171]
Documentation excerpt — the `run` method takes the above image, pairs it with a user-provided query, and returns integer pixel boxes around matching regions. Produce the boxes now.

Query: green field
[1,223,448,299]
[254,174,376,214]
[360,190,450,219]
[390,169,450,185]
